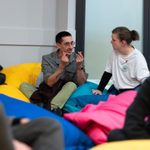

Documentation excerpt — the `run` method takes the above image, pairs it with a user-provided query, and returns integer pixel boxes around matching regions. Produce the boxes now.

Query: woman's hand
[92,89,102,95]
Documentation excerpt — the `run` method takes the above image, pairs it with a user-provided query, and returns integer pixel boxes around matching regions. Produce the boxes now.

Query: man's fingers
[62,51,67,56]
[76,51,84,60]
[77,51,83,57]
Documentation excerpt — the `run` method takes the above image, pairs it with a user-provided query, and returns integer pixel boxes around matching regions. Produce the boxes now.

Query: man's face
[57,36,75,56]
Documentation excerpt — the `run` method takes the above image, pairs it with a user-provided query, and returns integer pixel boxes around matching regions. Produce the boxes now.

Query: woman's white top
[105,49,150,90]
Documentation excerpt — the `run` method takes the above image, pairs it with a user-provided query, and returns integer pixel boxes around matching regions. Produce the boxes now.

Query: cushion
[1,63,41,88]
[91,140,150,150]
[0,94,94,150]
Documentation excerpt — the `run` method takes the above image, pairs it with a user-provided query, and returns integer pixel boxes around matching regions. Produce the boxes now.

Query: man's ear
[56,43,61,49]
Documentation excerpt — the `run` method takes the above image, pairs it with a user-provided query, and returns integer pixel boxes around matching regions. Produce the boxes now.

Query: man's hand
[76,51,84,69]
[59,52,69,69]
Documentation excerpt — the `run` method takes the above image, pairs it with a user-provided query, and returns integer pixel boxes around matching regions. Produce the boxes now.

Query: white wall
[85,0,143,79]
[0,0,76,67]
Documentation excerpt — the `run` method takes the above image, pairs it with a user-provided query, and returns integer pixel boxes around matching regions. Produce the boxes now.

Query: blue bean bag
[63,94,109,112]
[69,81,98,98]
[63,81,109,112]
[0,94,94,150]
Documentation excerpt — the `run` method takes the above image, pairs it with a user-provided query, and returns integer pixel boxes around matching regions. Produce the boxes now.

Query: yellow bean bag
[0,63,41,102]
[0,85,29,102]
[91,140,150,150]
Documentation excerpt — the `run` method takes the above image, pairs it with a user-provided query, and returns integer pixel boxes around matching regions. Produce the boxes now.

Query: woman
[93,26,149,95]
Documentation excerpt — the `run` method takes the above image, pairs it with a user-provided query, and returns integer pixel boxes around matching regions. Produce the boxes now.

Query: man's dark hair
[55,31,72,43]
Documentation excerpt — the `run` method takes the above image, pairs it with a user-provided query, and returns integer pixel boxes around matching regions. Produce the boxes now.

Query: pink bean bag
[64,91,137,144]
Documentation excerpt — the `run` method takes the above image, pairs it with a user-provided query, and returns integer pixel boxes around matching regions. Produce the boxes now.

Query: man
[108,76,150,141]
[30,31,87,113]
[0,104,64,150]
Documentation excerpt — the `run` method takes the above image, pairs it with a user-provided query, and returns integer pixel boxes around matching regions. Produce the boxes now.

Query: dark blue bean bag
[0,94,94,150]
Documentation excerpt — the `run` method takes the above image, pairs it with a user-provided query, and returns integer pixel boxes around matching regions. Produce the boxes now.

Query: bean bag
[0,63,41,102]
[69,81,98,98]
[63,81,110,112]
[64,91,137,144]
[91,140,150,150]
[0,85,29,102]
[63,94,109,112]
[1,63,41,88]
[0,94,94,150]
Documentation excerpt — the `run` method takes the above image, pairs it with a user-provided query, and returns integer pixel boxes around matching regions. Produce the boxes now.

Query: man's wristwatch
[77,66,84,70]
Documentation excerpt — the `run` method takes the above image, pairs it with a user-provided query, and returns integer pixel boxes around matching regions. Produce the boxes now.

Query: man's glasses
[61,41,76,47]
